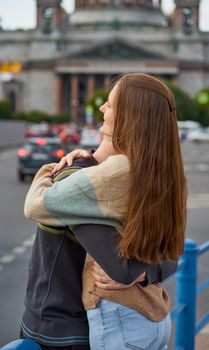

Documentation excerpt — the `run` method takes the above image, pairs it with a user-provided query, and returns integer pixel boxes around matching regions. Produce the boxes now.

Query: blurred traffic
[17,137,65,182]
[17,122,102,182]
[15,119,209,182]
[178,120,209,143]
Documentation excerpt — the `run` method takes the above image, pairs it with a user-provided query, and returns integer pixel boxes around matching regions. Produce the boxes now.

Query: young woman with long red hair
[24,73,187,350]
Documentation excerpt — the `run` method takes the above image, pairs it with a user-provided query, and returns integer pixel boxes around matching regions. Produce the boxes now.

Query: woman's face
[99,84,118,137]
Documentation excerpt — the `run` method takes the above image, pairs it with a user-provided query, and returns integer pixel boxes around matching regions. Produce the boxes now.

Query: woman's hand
[51,149,92,175]
[92,262,146,290]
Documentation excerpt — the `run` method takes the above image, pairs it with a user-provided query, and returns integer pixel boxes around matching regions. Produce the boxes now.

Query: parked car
[17,137,65,182]
[59,127,80,145]
[79,128,102,149]
[24,123,53,138]
[50,123,67,136]
[177,121,201,142]
[187,128,209,143]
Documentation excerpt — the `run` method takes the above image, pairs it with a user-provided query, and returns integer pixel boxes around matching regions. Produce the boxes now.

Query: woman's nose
[99,104,105,113]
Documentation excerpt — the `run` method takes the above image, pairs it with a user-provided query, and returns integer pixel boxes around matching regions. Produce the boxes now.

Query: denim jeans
[87,299,171,350]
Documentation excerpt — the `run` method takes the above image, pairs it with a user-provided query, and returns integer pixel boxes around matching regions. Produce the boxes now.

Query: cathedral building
[0,0,208,120]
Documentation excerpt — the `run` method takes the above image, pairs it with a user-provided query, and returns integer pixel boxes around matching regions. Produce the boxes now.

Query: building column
[87,75,95,99]
[54,7,63,29]
[70,74,79,121]
[104,75,111,89]
[55,74,63,115]
[0,81,4,101]
[16,88,23,111]
[36,6,42,28]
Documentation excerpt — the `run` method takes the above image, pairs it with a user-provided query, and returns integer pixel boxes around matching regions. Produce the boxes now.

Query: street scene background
[1,0,209,348]
[0,123,209,347]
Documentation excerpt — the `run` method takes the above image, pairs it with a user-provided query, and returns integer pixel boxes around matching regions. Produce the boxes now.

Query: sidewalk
[195,324,209,349]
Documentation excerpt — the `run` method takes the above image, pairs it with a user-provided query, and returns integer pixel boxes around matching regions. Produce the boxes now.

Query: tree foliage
[163,80,200,122]
[1,82,209,126]
[0,100,13,120]
[86,88,109,122]
[86,82,206,125]
[195,87,209,126]
[0,102,69,123]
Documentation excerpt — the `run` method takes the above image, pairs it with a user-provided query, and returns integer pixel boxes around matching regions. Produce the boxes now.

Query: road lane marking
[0,234,35,271]
[23,237,35,247]
[188,193,209,209]
[184,164,209,172]
[196,164,209,171]
[13,246,27,254]
[0,254,15,263]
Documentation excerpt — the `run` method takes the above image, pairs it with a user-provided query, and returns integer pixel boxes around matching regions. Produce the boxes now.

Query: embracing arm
[24,163,62,226]
[24,162,122,229]
[24,164,177,285]
[73,224,178,285]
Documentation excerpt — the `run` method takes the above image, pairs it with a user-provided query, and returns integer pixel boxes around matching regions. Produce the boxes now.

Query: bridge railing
[170,239,209,349]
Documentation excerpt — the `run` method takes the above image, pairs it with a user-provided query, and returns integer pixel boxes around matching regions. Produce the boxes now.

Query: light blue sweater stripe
[43,169,121,229]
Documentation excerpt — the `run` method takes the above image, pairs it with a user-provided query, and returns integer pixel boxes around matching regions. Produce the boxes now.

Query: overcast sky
[0,0,208,31]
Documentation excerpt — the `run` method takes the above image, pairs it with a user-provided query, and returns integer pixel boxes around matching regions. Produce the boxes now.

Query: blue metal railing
[170,239,209,349]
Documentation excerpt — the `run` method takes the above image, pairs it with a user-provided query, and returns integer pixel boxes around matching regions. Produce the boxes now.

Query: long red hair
[112,73,187,264]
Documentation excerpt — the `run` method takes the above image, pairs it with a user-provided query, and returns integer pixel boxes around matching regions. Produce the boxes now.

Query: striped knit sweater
[24,155,170,321]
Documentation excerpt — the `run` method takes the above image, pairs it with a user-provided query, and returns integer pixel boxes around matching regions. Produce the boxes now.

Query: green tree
[12,111,28,121]
[0,100,12,120]
[163,80,200,122]
[195,87,209,126]
[86,88,109,122]
[26,110,50,123]
[87,82,203,125]
[12,110,69,124]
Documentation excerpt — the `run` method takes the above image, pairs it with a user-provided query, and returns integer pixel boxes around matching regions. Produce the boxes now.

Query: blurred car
[17,137,65,182]
[50,123,67,136]
[177,120,201,130]
[187,128,209,143]
[80,128,102,149]
[177,121,201,142]
[59,127,80,145]
[179,129,187,142]
[24,123,53,138]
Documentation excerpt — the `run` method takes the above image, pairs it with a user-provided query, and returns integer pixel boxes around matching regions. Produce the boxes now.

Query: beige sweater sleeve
[24,163,60,226]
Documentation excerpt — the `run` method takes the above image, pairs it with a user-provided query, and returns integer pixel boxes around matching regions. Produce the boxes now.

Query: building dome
[72,0,168,29]
[75,0,153,8]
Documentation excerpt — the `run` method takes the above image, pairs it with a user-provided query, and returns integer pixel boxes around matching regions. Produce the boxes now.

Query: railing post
[175,239,198,349]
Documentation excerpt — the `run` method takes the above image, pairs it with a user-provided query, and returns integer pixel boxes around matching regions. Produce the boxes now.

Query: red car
[17,137,65,182]
[24,123,53,138]
[59,127,80,145]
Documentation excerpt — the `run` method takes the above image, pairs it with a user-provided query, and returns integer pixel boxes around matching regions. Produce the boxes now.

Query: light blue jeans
[87,299,171,350]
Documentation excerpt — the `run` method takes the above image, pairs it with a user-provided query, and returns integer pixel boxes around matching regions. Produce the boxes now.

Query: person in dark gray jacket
[21,141,177,350]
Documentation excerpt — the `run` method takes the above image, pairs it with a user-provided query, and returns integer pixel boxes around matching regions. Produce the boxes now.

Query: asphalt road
[0,121,25,149]
[0,142,209,347]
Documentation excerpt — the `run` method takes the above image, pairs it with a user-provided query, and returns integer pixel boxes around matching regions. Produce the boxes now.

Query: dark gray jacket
[21,157,177,347]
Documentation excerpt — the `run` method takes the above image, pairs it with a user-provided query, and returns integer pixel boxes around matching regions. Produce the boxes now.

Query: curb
[0,144,22,153]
